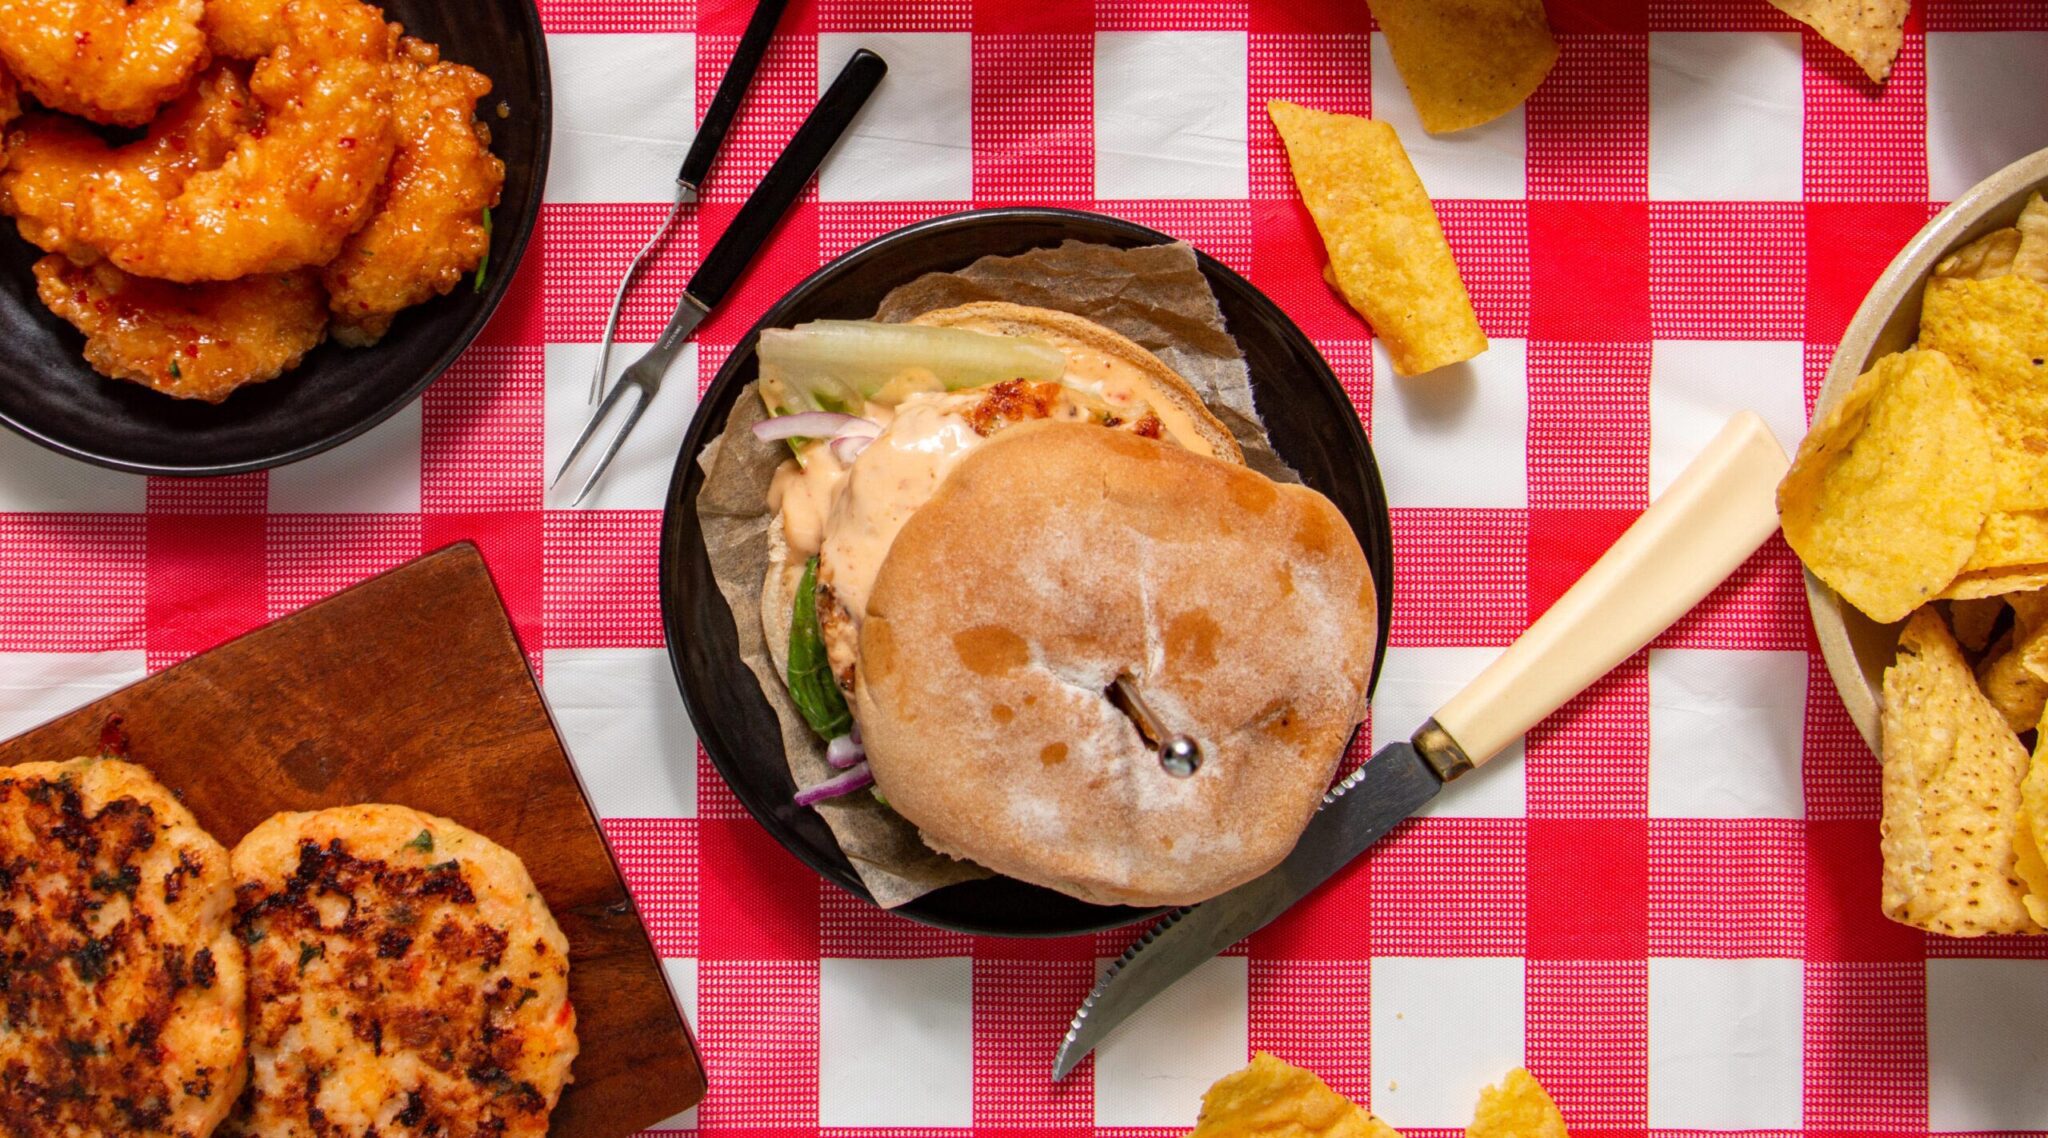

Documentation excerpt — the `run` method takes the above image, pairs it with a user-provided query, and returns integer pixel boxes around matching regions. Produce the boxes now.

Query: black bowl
[661,208,1395,937]
[0,0,551,476]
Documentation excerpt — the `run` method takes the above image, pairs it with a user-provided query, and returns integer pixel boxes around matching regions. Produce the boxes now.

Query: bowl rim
[658,204,1395,936]
[0,0,555,478]
[1805,145,2048,754]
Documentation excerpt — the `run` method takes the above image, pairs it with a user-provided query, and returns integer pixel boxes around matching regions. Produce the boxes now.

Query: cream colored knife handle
[1428,411,1790,771]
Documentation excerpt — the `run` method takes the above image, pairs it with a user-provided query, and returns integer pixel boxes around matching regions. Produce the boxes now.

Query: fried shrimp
[0,65,258,263]
[323,37,504,346]
[0,0,209,127]
[92,0,397,282]
[35,254,329,401]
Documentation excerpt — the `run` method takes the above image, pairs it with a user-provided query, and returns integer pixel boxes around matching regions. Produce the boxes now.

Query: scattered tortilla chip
[1367,0,1558,135]
[1977,611,2048,732]
[1267,100,1487,376]
[2010,590,2048,630]
[1768,0,1909,83]
[2014,192,2048,285]
[1190,1053,1403,1138]
[1919,275,2048,513]
[2018,737,2048,928]
[1962,510,2048,573]
[1948,597,2005,653]
[1939,565,2048,600]
[1880,609,2043,936]
[1779,349,1997,623]
[1467,1069,1567,1138]
[1936,228,2023,282]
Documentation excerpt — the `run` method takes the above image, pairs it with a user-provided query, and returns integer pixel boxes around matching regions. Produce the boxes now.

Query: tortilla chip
[1190,1053,1403,1138]
[1977,611,2048,732]
[1939,564,2048,600]
[1367,0,1557,135]
[2010,590,2048,630]
[1948,597,2005,653]
[1768,0,1909,83]
[1919,275,2048,513]
[1467,1069,1566,1138]
[2014,192,2048,285]
[1880,608,2043,936]
[1936,228,2023,283]
[2018,737,2048,928]
[1962,510,2048,573]
[1267,100,1487,376]
[1779,349,1997,623]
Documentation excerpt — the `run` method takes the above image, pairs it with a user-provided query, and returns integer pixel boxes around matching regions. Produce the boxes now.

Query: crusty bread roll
[855,421,1377,907]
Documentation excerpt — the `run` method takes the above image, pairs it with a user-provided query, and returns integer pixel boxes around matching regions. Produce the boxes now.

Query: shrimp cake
[0,758,247,1138]
[228,805,577,1138]
[323,36,505,347]
[35,254,328,402]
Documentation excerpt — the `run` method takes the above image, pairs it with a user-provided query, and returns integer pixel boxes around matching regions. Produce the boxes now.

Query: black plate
[0,0,551,476]
[660,208,1395,937]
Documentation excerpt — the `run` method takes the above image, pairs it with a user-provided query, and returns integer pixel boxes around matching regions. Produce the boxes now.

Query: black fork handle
[685,48,887,310]
[677,0,793,193]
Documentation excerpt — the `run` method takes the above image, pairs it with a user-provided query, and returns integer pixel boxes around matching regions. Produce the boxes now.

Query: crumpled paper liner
[694,239,1297,907]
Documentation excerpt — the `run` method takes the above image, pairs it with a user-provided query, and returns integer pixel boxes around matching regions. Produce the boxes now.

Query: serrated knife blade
[1049,410,1792,1081]
[1053,740,1444,1079]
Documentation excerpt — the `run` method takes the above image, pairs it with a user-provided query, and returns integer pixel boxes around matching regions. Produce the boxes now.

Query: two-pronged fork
[587,0,792,404]
[552,48,888,506]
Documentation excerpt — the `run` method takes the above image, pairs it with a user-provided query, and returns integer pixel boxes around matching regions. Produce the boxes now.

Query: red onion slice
[752,411,867,442]
[828,434,874,465]
[794,761,873,806]
[824,732,866,769]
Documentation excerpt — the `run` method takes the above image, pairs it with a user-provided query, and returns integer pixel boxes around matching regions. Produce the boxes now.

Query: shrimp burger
[754,302,1377,908]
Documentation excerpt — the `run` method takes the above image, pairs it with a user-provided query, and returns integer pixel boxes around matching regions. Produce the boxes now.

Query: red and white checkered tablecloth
[4,0,2048,1133]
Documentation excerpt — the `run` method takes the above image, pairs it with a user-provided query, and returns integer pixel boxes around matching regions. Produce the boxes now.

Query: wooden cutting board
[0,542,705,1136]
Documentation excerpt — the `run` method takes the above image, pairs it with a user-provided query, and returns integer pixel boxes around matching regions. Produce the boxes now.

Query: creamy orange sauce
[766,344,1217,629]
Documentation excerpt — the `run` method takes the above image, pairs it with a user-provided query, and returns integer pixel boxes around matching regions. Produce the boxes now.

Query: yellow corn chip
[1935,228,2022,282]
[1779,349,1997,623]
[1267,100,1487,376]
[1881,609,2043,936]
[1768,0,1909,83]
[1367,0,1558,135]
[1467,1069,1567,1138]
[2010,590,2048,630]
[1919,275,2048,513]
[1190,1053,1403,1138]
[2018,736,2048,928]
[1976,611,2048,732]
[2014,192,2048,285]
[1938,564,2048,600]
[1963,510,2048,572]
[1948,597,2005,653]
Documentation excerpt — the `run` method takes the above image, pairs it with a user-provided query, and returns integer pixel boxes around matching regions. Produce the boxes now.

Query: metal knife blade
[1052,741,1444,1079]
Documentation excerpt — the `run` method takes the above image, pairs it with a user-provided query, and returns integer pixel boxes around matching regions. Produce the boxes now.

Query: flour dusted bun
[854,421,1376,907]
[907,301,1245,463]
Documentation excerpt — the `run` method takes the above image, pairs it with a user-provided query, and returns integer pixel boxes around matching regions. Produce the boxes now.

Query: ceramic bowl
[659,207,1395,936]
[0,0,551,476]
[1805,146,2048,753]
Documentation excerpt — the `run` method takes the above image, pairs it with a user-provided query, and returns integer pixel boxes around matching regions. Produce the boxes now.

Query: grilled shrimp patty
[226,805,576,1138]
[0,758,247,1138]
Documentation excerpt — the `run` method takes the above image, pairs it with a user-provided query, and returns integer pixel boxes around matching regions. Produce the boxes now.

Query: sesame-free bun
[854,421,1376,907]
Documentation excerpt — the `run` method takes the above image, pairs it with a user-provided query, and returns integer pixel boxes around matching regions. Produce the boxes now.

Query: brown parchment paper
[693,240,1298,907]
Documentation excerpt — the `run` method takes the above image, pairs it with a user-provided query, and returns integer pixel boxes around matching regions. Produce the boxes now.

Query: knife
[1052,410,1792,1079]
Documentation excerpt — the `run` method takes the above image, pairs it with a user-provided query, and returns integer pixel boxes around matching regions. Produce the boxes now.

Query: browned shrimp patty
[225,805,576,1138]
[0,757,247,1138]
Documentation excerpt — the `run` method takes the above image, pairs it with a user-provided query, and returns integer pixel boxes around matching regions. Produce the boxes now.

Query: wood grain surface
[0,542,705,1136]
